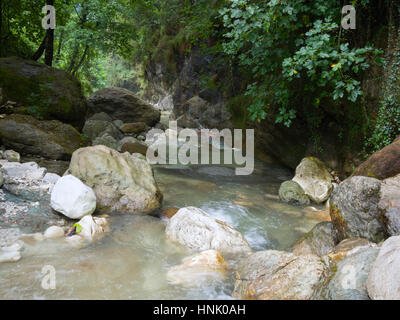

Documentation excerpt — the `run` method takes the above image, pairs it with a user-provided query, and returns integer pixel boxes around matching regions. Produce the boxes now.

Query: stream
[0,158,325,299]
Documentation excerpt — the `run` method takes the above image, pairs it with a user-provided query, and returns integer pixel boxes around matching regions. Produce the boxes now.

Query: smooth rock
[279,180,310,205]
[165,207,252,257]
[75,215,109,242]
[166,250,230,287]
[379,174,400,236]
[87,87,160,126]
[51,175,96,219]
[232,250,328,300]
[327,238,377,263]
[68,145,162,214]
[367,235,400,299]
[43,226,65,239]
[292,157,333,204]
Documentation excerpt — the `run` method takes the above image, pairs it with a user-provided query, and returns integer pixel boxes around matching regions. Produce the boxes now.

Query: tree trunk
[44,27,54,66]
[32,34,47,61]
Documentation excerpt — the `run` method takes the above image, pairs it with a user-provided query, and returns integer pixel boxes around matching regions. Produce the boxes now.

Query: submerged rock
[50,175,96,219]
[292,157,333,204]
[67,145,162,214]
[166,250,230,287]
[165,207,252,257]
[279,180,310,206]
[367,235,400,300]
[232,250,328,300]
[329,176,385,242]
[43,226,64,239]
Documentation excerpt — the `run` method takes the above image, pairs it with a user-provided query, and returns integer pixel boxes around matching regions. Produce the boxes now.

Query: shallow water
[0,159,324,300]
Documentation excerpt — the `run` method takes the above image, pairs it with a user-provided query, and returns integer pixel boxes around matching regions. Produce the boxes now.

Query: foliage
[220,0,383,127]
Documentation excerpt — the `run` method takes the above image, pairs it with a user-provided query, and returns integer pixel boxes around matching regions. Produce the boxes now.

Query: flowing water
[0,158,326,300]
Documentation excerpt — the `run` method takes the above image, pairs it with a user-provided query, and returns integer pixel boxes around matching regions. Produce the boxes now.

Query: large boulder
[292,157,333,204]
[352,138,400,180]
[367,235,400,300]
[67,145,162,214]
[0,114,84,160]
[165,207,252,257]
[378,174,400,236]
[292,222,338,257]
[317,247,379,300]
[50,175,97,220]
[329,176,386,242]
[166,250,230,287]
[232,250,328,300]
[279,180,310,206]
[87,87,160,126]
[0,57,87,128]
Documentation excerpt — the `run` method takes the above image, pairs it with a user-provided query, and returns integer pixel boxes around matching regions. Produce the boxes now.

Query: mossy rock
[0,57,87,128]
[0,114,85,160]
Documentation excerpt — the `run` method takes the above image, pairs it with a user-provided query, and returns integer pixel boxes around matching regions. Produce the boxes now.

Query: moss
[329,203,347,240]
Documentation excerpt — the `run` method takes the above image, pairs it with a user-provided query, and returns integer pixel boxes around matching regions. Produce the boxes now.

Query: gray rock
[88,112,113,122]
[379,174,400,236]
[82,119,122,143]
[113,119,123,129]
[330,176,385,242]
[318,247,379,300]
[292,222,338,256]
[92,133,118,150]
[232,250,328,300]
[87,87,160,126]
[367,235,400,299]
[117,136,148,156]
[279,180,310,205]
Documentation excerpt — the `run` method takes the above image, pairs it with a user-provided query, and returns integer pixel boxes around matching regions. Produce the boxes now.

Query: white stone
[44,226,64,239]
[51,175,96,219]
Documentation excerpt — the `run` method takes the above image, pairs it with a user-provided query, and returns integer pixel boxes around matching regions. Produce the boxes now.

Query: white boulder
[50,175,96,219]
[44,226,64,239]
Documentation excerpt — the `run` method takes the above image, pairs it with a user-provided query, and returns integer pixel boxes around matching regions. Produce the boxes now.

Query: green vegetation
[1,0,399,154]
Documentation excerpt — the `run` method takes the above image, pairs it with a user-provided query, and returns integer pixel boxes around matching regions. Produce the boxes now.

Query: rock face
[68,145,162,214]
[329,176,386,242]
[1,161,59,201]
[352,138,400,180]
[292,222,338,257]
[318,247,379,300]
[279,180,310,205]
[292,157,333,204]
[50,175,97,219]
[166,250,230,287]
[367,235,400,300]
[232,250,328,300]
[165,207,252,257]
[0,57,87,128]
[0,114,84,160]
[87,87,160,126]
[379,174,400,236]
